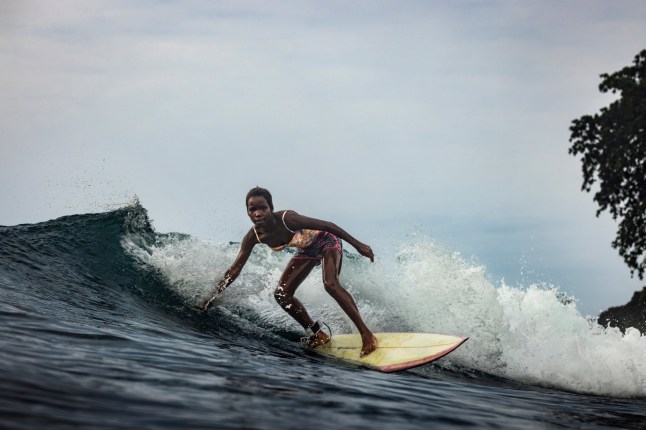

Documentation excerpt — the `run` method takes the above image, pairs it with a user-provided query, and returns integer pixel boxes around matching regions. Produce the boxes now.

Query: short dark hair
[246,187,274,210]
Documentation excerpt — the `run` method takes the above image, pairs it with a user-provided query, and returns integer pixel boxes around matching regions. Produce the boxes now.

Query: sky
[2,0,645,315]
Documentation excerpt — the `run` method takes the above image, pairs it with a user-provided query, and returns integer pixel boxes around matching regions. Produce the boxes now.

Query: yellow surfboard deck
[313,332,468,373]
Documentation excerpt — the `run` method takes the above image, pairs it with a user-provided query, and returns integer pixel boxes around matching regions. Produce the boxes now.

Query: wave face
[1,203,645,429]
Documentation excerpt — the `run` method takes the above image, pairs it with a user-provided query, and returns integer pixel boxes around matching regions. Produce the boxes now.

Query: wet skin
[199,195,378,357]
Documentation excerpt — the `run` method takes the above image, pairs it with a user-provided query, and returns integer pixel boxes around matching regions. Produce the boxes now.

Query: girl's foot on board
[306,330,330,349]
[360,333,378,357]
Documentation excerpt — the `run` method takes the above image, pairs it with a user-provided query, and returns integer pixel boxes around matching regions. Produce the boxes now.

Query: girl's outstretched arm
[198,229,257,311]
[284,211,374,262]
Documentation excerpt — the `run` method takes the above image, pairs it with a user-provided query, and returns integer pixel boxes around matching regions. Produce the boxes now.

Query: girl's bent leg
[322,249,378,356]
[275,257,319,329]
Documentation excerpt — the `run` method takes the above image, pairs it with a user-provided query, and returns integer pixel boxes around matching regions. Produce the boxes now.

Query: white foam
[384,235,646,397]
[128,232,646,397]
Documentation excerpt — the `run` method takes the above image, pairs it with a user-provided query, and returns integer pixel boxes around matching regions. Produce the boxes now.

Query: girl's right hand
[196,293,216,312]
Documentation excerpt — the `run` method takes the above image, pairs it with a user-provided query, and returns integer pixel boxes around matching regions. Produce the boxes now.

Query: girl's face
[247,196,272,227]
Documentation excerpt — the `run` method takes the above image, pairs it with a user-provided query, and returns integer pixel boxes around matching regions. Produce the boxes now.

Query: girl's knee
[274,285,292,307]
[274,286,288,306]
[323,279,341,294]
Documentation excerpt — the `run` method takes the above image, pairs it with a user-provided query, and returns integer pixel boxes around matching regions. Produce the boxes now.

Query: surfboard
[312,332,468,373]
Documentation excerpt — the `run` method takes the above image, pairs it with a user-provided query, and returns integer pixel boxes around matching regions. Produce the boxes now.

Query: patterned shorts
[293,231,342,260]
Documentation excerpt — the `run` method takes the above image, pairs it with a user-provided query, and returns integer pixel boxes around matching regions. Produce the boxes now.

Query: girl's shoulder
[278,210,300,233]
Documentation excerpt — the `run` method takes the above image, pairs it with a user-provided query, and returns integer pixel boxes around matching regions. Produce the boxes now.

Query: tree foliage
[569,49,646,280]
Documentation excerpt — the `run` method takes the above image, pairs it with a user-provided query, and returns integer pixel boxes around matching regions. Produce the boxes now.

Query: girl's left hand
[356,243,375,262]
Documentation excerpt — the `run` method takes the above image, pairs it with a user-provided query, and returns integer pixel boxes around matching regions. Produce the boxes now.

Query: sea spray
[496,285,646,395]
[385,235,646,396]
[386,236,505,371]
[130,230,646,397]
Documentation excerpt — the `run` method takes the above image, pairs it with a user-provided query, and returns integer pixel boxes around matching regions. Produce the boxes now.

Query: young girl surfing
[198,187,378,357]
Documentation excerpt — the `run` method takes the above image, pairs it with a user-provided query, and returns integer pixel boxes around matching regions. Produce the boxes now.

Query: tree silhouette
[569,49,646,280]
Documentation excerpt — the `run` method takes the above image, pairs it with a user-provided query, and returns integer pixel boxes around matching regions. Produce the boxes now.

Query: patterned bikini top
[253,211,320,251]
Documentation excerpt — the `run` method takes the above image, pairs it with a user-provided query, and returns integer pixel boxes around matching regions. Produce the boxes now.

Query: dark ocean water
[1,204,645,429]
